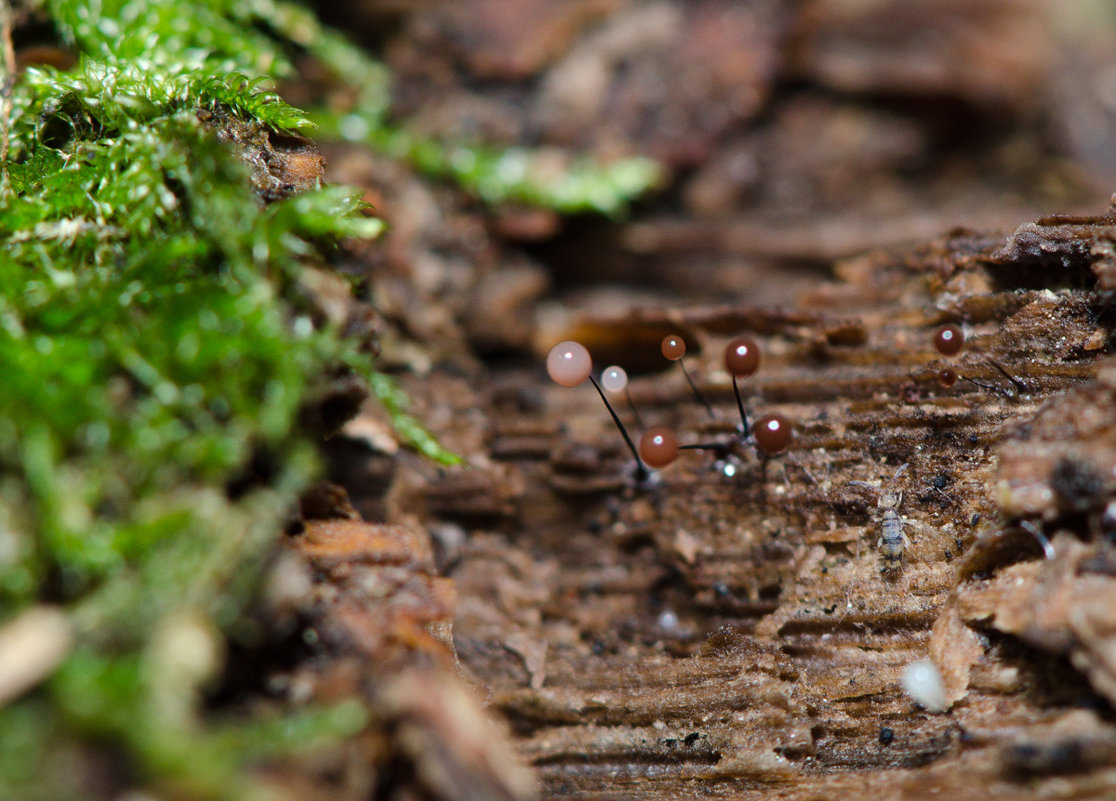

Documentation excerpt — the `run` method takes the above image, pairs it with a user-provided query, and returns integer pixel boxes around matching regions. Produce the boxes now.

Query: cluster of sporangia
[548,322,968,482]
[933,323,964,386]
[547,334,791,482]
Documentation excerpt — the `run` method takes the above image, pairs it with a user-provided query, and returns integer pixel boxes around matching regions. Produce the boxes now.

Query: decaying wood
[252,515,536,801]
[298,3,1116,797]
[361,209,1116,799]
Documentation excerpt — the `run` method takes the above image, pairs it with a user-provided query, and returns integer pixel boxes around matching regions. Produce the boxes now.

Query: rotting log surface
[399,211,1116,799]
[302,2,1116,795]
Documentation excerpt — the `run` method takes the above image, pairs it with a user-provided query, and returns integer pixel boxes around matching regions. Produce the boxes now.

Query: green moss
[41,0,664,215]
[0,81,367,801]
[0,0,659,796]
[264,0,665,215]
[370,372,463,466]
[0,3,381,796]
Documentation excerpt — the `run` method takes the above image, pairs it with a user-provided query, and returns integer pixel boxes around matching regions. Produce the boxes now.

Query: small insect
[851,463,910,570]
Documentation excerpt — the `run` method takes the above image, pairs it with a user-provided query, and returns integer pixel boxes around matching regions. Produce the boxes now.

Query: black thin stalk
[625,386,645,429]
[679,441,732,456]
[988,360,1027,394]
[589,375,649,481]
[961,374,1012,398]
[732,376,750,438]
[679,356,715,419]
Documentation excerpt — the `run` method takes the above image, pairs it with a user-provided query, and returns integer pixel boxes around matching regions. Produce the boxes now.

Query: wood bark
[400,211,1116,799]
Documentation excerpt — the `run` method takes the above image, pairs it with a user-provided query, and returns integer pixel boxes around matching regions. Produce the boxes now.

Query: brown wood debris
[364,203,1116,800]
[307,3,1116,798]
[958,535,1116,707]
[197,107,325,201]
[250,512,535,801]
